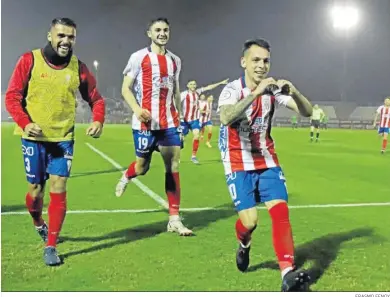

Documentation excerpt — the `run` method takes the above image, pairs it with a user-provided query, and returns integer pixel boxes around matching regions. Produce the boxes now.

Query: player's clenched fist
[24,123,43,137]
[134,107,152,123]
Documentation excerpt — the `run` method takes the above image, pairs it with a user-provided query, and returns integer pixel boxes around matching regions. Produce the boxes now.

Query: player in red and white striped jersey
[218,38,313,291]
[199,94,214,148]
[373,97,390,154]
[180,78,228,164]
[116,17,192,236]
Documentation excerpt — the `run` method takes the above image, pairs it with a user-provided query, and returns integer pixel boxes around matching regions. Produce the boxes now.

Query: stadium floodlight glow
[93,60,99,69]
[331,5,359,30]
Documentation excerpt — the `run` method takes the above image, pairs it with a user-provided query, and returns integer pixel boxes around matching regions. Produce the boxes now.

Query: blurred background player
[181,78,228,164]
[310,104,325,142]
[199,94,214,148]
[321,114,328,130]
[290,114,298,129]
[116,18,193,236]
[218,38,313,291]
[373,97,390,154]
[5,18,105,266]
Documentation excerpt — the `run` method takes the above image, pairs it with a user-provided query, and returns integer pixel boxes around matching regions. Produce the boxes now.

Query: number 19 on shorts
[138,137,149,150]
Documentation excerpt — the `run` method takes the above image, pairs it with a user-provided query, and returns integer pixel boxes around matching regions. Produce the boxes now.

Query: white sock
[169,215,180,221]
[281,267,294,279]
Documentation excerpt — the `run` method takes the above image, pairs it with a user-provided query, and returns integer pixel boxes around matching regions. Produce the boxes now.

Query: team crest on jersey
[160,76,174,88]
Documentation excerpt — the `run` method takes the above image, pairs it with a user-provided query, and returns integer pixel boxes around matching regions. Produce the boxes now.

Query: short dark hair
[187,79,196,84]
[242,38,271,55]
[51,18,77,28]
[148,17,170,29]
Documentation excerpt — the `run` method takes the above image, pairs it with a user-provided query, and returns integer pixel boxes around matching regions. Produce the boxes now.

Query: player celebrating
[5,18,105,266]
[373,97,390,154]
[115,18,193,236]
[309,104,325,142]
[218,38,313,291]
[199,94,214,148]
[181,78,228,164]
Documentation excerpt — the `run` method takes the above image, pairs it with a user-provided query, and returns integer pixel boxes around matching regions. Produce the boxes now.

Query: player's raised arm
[200,78,229,93]
[276,79,312,117]
[219,78,276,126]
[79,61,105,138]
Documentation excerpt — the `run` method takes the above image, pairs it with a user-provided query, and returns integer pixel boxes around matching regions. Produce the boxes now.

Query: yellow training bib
[14,49,80,142]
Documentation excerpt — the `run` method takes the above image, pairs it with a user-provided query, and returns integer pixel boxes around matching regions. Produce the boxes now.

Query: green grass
[1,123,390,291]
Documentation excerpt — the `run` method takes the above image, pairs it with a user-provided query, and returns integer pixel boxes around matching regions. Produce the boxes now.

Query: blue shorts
[378,127,389,134]
[21,139,74,184]
[225,167,288,212]
[201,120,213,128]
[133,127,181,158]
[181,120,201,136]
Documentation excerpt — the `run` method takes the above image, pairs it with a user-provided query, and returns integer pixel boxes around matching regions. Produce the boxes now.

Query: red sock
[25,193,44,227]
[269,203,295,272]
[207,132,212,142]
[235,219,256,246]
[125,161,137,179]
[165,172,181,215]
[382,139,388,150]
[192,139,199,156]
[47,192,67,247]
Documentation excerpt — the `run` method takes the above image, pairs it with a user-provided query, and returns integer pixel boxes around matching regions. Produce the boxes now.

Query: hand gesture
[86,121,103,138]
[24,123,43,137]
[276,79,297,95]
[253,77,277,96]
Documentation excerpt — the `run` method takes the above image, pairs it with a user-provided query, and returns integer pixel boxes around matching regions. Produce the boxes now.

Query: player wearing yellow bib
[5,18,105,266]
[310,104,325,142]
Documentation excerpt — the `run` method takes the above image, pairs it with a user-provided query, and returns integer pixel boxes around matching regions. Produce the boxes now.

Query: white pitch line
[2,202,390,216]
[85,142,168,209]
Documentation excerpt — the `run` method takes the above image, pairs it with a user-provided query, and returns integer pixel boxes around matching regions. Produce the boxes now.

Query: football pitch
[1,123,390,292]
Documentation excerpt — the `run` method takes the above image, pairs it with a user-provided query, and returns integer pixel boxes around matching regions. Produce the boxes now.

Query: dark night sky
[2,0,390,104]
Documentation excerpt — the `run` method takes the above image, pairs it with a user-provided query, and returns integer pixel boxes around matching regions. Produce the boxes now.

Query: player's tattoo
[220,93,257,126]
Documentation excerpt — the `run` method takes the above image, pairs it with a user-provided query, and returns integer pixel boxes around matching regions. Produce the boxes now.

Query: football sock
[382,139,388,150]
[125,162,137,179]
[269,203,295,275]
[235,219,256,247]
[47,192,67,247]
[207,132,212,142]
[25,193,44,227]
[166,172,180,216]
[192,139,199,157]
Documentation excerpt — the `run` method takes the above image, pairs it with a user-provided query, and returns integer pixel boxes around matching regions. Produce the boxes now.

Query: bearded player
[5,18,105,266]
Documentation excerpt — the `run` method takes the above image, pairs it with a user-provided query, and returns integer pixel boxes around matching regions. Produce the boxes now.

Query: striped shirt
[218,76,292,175]
[123,47,181,130]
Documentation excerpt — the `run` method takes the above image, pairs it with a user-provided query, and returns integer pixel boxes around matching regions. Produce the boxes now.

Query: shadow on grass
[71,168,124,179]
[247,228,377,288]
[1,204,27,212]
[61,203,235,260]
